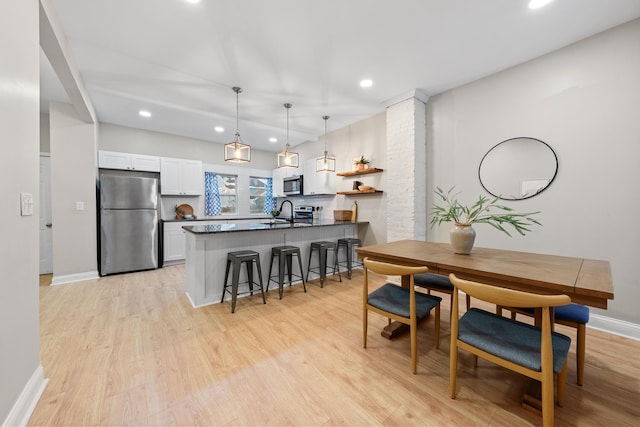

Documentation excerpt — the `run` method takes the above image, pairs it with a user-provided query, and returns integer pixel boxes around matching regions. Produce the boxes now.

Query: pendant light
[316,115,336,172]
[277,103,299,168]
[224,86,251,163]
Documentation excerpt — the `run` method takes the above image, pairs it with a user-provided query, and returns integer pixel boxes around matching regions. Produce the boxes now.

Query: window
[250,176,275,214]
[205,172,237,215]
[217,174,237,214]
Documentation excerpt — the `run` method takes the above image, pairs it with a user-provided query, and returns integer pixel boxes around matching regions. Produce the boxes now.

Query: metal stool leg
[231,257,242,313]
[278,251,286,299]
[266,252,275,293]
[306,246,314,282]
[319,247,327,287]
[246,260,254,295]
[254,256,266,304]
[222,258,231,303]
[332,247,342,282]
[296,252,307,293]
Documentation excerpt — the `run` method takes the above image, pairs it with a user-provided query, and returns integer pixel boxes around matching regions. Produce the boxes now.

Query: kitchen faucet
[279,199,294,223]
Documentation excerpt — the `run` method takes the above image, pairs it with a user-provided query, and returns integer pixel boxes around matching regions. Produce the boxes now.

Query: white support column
[385,90,429,242]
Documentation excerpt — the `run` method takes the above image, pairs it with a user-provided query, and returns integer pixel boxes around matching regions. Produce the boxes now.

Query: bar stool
[306,241,342,287]
[221,250,266,313]
[267,245,307,299]
[336,237,363,279]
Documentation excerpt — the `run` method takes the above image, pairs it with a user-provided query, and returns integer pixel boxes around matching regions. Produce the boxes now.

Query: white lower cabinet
[163,222,187,263]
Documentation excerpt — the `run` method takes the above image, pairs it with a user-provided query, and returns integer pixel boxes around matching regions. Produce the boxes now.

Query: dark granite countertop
[183,220,366,234]
[162,216,271,223]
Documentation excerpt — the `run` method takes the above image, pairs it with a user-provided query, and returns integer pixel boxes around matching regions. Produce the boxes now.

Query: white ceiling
[40,0,640,152]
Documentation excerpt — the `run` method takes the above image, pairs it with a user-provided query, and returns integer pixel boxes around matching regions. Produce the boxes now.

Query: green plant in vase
[430,186,541,254]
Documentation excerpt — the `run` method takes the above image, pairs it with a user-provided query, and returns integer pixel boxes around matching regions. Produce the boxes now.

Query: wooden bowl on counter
[358,185,373,191]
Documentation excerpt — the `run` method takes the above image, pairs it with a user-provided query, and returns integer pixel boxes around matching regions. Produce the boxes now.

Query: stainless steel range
[294,205,315,222]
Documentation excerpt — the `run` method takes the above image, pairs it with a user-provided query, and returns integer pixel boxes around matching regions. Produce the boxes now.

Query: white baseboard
[589,313,640,341]
[2,364,48,427]
[51,270,99,285]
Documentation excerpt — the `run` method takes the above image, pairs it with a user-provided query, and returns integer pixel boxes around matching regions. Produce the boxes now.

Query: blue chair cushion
[515,304,589,324]
[368,284,442,319]
[554,303,589,323]
[459,308,571,373]
[413,273,453,292]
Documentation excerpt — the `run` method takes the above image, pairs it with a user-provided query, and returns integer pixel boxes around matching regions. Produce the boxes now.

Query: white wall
[427,19,640,324]
[49,102,98,282]
[293,112,387,246]
[0,0,45,424]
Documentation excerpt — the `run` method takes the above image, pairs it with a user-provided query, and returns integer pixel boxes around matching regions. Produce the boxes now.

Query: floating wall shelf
[336,190,384,195]
[336,168,383,177]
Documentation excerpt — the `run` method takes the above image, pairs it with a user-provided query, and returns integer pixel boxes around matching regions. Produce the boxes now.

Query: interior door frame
[39,153,53,274]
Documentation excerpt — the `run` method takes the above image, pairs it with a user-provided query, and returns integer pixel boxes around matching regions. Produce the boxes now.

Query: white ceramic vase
[450,223,476,254]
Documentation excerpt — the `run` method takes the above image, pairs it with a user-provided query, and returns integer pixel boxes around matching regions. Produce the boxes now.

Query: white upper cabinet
[160,157,203,195]
[98,150,160,172]
[272,168,286,198]
[302,159,336,195]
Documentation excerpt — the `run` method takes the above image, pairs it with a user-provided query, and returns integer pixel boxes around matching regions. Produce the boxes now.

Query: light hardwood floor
[30,265,639,426]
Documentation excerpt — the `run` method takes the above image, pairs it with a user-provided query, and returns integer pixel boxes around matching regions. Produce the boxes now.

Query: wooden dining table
[357,240,614,307]
[357,240,615,414]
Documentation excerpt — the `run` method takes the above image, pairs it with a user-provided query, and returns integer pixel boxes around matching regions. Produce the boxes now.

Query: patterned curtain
[263,178,276,214]
[204,172,221,215]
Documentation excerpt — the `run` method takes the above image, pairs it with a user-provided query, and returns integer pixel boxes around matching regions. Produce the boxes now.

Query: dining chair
[507,303,589,385]
[449,274,572,427]
[362,258,442,374]
[414,272,471,317]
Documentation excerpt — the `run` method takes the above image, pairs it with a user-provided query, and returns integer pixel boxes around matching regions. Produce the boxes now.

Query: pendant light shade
[277,103,299,168]
[316,115,336,173]
[224,86,251,163]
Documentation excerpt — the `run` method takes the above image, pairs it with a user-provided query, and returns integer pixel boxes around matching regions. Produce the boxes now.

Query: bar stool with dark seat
[336,237,363,279]
[306,241,342,287]
[221,250,266,313]
[267,245,307,299]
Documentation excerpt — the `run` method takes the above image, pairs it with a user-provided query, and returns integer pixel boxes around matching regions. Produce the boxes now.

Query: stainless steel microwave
[283,175,303,195]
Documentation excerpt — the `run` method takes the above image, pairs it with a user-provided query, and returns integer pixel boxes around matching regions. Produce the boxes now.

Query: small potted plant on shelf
[354,156,370,171]
[430,186,541,254]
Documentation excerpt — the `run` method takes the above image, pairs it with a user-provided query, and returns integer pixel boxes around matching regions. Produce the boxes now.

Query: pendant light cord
[323,115,330,155]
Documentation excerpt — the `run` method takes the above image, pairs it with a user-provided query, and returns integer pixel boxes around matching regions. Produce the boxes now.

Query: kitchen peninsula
[183,220,367,307]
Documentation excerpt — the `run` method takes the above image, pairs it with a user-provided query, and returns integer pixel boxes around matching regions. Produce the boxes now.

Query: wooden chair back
[449,274,571,427]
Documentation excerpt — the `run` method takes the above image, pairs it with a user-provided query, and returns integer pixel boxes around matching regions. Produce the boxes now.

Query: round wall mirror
[478,137,558,200]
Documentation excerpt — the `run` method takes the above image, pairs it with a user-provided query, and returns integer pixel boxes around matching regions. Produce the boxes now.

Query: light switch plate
[20,192,33,216]
[75,201,85,211]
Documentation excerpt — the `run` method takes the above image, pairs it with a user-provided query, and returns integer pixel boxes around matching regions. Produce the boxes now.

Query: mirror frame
[478,137,558,201]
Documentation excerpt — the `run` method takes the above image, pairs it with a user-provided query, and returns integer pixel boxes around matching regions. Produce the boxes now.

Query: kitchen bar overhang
[183,219,368,308]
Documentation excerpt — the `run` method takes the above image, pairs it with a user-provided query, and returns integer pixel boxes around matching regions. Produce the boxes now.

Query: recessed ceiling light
[529,0,553,9]
[139,110,151,118]
[269,137,278,143]
[214,126,224,132]
[360,79,373,88]
[184,0,201,4]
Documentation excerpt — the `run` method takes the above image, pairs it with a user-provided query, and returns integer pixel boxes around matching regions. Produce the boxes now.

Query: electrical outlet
[75,201,85,211]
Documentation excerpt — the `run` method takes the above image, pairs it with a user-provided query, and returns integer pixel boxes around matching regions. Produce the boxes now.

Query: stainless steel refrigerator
[99,169,160,276]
